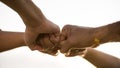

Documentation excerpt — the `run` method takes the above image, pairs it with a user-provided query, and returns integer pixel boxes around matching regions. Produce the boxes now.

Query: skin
[0,0,60,53]
[59,21,120,56]
[0,30,59,55]
[0,31,25,52]
[84,48,120,68]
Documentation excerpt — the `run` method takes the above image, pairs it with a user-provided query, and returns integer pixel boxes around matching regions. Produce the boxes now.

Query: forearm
[83,48,120,68]
[94,21,120,44]
[0,0,46,27]
[0,31,26,52]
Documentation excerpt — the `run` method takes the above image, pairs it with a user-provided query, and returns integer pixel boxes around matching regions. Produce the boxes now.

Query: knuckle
[62,25,71,31]
[60,49,66,53]
[63,25,72,28]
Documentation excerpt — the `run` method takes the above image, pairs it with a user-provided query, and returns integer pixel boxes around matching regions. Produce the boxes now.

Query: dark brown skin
[0,0,60,54]
[59,21,120,56]
[60,25,97,54]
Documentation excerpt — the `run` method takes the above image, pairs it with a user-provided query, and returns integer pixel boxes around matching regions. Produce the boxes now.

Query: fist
[59,25,98,56]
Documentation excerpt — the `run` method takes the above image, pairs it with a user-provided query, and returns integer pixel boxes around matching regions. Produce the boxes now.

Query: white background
[0,0,120,68]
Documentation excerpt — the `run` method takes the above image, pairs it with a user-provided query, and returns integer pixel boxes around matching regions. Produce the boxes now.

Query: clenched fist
[59,25,101,56]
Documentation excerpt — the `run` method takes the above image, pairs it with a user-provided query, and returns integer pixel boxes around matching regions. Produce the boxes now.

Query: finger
[54,32,60,42]
[49,33,60,45]
[31,45,43,51]
[60,25,74,53]
[65,48,86,57]
[25,28,47,51]
[24,31,40,50]
[60,40,72,53]
[60,25,73,41]
[43,35,54,48]
[39,34,58,55]
[60,27,68,41]
[36,34,47,51]
[49,34,61,52]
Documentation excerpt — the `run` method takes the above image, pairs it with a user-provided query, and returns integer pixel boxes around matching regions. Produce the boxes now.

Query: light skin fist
[0,0,60,55]
[25,19,60,55]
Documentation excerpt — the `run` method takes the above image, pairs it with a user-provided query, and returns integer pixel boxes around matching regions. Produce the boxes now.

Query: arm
[0,31,25,52]
[60,21,120,55]
[0,0,45,27]
[93,21,120,45]
[0,0,60,53]
[0,30,59,55]
[83,48,120,68]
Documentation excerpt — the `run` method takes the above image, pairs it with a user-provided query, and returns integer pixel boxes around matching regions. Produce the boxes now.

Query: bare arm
[94,21,120,45]
[0,31,25,52]
[0,0,60,53]
[60,21,120,56]
[83,48,120,68]
[0,0,46,27]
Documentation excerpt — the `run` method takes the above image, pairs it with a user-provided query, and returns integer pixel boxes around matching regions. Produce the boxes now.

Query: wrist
[17,0,46,27]
[93,26,109,44]
[93,21,120,44]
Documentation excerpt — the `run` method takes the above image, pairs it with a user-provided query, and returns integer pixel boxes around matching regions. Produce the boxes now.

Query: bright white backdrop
[0,0,120,68]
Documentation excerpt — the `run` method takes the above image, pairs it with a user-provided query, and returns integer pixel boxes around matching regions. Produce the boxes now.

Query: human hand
[35,33,60,55]
[0,0,60,55]
[25,19,60,55]
[59,25,100,56]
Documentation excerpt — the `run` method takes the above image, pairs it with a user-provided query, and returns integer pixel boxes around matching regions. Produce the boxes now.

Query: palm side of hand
[25,19,60,55]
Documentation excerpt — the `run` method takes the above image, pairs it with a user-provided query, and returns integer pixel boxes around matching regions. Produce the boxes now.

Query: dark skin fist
[60,22,120,57]
[59,25,99,56]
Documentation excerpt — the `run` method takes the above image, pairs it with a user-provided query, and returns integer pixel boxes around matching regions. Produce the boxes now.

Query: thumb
[49,32,60,45]
[24,31,41,50]
[60,40,72,53]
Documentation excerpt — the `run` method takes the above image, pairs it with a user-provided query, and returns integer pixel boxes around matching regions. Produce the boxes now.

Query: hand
[25,19,60,55]
[59,25,99,56]
[0,0,60,55]
[36,33,60,55]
